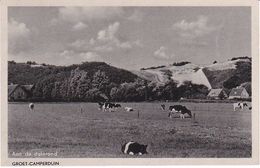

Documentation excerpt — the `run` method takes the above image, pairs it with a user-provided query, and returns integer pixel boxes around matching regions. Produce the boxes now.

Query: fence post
[138,110,140,118]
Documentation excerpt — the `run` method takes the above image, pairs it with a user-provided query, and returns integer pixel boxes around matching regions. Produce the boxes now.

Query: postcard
[0,0,259,166]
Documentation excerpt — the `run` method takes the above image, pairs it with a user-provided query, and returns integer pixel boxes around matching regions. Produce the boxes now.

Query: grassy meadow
[8,102,251,158]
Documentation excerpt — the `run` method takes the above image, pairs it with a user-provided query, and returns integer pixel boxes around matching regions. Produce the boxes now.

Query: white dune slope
[133,59,250,90]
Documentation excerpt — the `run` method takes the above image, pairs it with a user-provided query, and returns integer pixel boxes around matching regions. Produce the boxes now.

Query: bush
[231,56,251,61]
[140,65,166,70]
[172,61,191,66]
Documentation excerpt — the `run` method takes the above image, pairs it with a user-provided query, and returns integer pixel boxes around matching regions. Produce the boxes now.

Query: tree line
[31,67,209,102]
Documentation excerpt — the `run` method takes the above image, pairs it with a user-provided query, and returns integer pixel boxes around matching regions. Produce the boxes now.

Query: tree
[223,75,241,89]
[85,88,104,102]
[161,79,178,101]
[92,70,110,95]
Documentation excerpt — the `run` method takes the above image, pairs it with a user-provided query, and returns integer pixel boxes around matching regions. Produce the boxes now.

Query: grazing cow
[107,103,121,112]
[125,107,134,112]
[161,104,166,111]
[98,102,110,111]
[168,105,192,119]
[114,103,121,108]
[29,103,34,111]
[98,102,121,112]
[98,102,104,110]
[233,102,248,111]
[121,141,148,156]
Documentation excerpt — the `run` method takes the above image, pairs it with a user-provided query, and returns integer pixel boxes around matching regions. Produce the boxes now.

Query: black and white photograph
[1,0,259,166]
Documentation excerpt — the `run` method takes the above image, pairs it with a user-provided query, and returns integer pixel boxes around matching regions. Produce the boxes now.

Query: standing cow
[233,102,248,111]
[168,105,192,119]
[29,103,34,111]
[97,102,121,112]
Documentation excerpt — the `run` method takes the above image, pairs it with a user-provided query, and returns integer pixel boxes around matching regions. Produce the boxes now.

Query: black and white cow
[114,103,121,108]
[168,105,192,119]
[121,141,148,156]
[98,102,104,110]
[98,102,121,112]
[29,103,34,111]
[125,107,134,112]
[233,102,248,111]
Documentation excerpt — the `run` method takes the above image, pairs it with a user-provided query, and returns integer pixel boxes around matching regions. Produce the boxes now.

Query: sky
[8,7,251,70]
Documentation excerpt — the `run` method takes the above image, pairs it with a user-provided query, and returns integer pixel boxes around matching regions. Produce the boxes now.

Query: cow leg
[180,114,183,119]
[168,112,172,118]
[129,152,134,155]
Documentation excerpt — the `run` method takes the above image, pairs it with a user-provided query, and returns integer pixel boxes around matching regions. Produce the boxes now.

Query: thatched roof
[8,84,20,96]
[229,88,247,96]
[207,89,224,97]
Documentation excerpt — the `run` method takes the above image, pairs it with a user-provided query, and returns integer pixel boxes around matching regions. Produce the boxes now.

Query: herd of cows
[26,101,251,156]
[97,102,193,119]
[28,101,251,121]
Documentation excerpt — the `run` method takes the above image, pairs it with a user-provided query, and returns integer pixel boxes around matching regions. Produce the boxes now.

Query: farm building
[8,84,34,101]
[207,88,228,99]
[228,87,249,99]
[239,82,251,96]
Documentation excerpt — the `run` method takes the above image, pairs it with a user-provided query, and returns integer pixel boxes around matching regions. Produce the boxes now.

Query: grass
[8,102,251,158]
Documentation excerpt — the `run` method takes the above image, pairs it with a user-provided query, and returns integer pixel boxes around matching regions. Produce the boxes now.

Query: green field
[8,102,251,158]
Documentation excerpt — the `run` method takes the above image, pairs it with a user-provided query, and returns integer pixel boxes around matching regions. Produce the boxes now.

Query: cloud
[94,45,114,52]
[58,7,123,23]
[69,22,142,53]
[97,22,120,42]
[89,38,95,45]
[154,46,174,59]
[128,10,144,22]
[8,18,31,54]
[79,51,100,60]
[117,42,132,49]
[70,39,88,48]
[72,22,88,31]
[173,15,217,39]
[96,22,142,50]
[8,18,30,41]
[60,50,102,62]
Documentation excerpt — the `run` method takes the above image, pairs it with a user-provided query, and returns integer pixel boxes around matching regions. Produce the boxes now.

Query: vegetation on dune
[140,65,166,70]
[223,61,251,89]
[202,60,251,90]
[230,56,251,61]
[172,61,191,66]
[202,68,236,89]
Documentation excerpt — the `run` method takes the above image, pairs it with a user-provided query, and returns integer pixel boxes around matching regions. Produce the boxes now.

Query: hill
[133,58,251,89]
[8,61,140,101]
[8,61,138,85]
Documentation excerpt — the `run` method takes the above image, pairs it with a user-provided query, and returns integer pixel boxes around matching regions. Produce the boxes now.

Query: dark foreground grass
[8,102,251,158]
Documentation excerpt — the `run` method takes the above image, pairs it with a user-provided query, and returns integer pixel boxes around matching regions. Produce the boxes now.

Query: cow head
[186,109,192,117]
[140,144,148,154]
[98,102,104,110]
